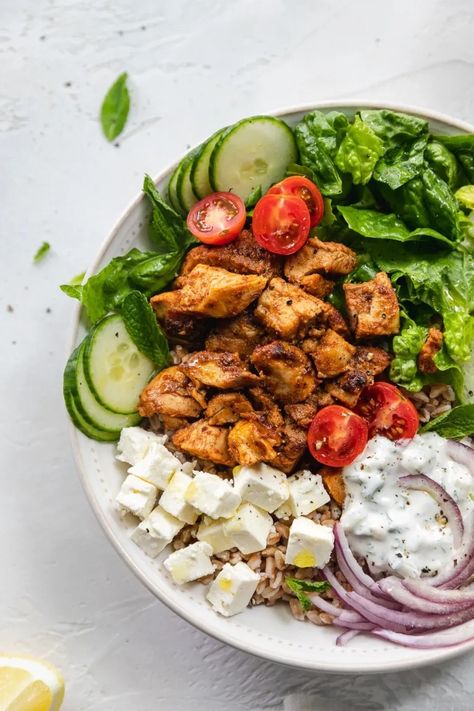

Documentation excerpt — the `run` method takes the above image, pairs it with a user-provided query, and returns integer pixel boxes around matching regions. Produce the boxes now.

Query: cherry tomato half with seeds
[187,191,246,245]
[355,381,419,440]
[268,176,325,227]
[251,193,310,255]
[307,405,369,467]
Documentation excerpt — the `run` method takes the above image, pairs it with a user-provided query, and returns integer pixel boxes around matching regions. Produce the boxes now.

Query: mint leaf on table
[121,290,170,368]
[420,404,474,438]
[286,578,330,612]
[100,72,130,142]
[33,241,50,263]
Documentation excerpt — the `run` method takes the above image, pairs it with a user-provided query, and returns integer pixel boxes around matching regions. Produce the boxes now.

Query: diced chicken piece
[138,366,205,419]
[228,415,281,466]
[171,419,236,467]
[205,313,264,360]
[325,346,391,407]
[270,418,307,474]
[178,229,282,280]
[319,466,346,507]
[251,341,318,404]
[152,264,267,319]
[309,329,356,378]
[285,396,319,428]
[159,309,209,345]
[180,351,260,389]
[205,393,254,426]
[418,327,443,374]
[322,303,351,338]
[343,272,400,339]
[160,415,189,431]
[284,237,357,280]
[299,274,335,299]
[255,278,327,340]
[247,387,284,428]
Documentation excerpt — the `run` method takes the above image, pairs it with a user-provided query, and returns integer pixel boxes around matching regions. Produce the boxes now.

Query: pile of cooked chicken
[138,230,400,473]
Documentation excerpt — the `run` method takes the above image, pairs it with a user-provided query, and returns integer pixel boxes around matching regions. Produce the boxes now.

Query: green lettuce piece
[390,315,427,391]
[338,206,454,246]
[285,578,330,612]
[455,185,474,210]
[360,109,428,143]
[295,110,348,196]
[378,168,460,242]
[425,141,458,189]
[420,404,474,438]
[121,290,170,368]
[335,116,384,185]
[438,134,474,182]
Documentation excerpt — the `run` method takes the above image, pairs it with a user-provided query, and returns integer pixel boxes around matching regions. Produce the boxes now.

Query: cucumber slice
[63,346,120,441]
[209,116,298,201]
[191,128,228,199]
[75,341,140,431]
[167,163,183,213]
[176,149,199,213]
[84,314,155,415]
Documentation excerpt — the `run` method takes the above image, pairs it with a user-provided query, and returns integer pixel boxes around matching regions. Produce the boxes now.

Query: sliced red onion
[308,595,343,618]
[335,619,376,631]
[403,578,474,605]
[446,440,474,477]
[430,538,474,588]
[372,619,474,649]
[440,555,474,590]
[336,629,360,646]
[379,576,472,614]
[399,473,464,549]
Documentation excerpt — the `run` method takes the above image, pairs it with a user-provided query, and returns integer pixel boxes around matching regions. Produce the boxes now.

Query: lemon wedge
[0,655,64,711]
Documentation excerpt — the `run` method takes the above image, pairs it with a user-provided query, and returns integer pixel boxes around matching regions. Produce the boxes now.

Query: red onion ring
[372,620,474,649]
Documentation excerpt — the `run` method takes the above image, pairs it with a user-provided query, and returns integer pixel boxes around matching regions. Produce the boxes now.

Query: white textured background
[2,1,474,708]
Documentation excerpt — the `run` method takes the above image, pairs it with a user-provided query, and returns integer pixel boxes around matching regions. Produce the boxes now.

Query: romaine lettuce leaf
[295,110,348,196]
[390,315,427,391]
[425,141,458,189]
[335,116,384,185]
[338,206,454,246]
[438,134,474,182]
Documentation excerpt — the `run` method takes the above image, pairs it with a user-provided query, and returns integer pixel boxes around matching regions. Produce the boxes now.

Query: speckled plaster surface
[2,1,474,708]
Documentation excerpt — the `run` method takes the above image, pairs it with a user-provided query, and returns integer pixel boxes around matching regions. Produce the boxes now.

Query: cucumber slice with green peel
[191,128,228,199]
[209,116,298,201]
[167,163,183,213]
[84,314,155,415]
[75,341,140,431]
[176,149,199,213]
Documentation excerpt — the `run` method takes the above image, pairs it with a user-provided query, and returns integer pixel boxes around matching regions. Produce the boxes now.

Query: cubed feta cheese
[116,474,157,519]
[185,471,241,519]
[288,470,330,517]
[116,427,165,465]
[274,500,292,520]
[207,562,259,617]
[164,541,214,584]
[197,517,235,554]
[131,506,184,557]
[159,471,199,524]
[285,517,334,568]
[223,502,273,554]
[128,441,182,490]
[233,463,289,513]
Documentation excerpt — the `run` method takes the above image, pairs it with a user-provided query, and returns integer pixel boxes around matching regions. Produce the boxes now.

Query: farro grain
[289,598,305,621]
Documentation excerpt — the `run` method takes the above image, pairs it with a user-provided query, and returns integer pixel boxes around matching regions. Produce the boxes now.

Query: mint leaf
[60,271,85,300]
[34,241,50,263]
[286,578,330,612]
[143,174,196,253]
[100,72,130,142]
[121,290,170,368]
[420,404,474,438]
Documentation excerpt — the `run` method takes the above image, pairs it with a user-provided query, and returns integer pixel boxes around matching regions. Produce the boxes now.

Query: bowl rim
[68,101,474,674]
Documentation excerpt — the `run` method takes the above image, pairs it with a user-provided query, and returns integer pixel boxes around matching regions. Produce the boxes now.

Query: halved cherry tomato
[252,193,310,255]
[187,192,246,245]
[268,176,325,227]
[355,382,419,440]
[307,405,368,467]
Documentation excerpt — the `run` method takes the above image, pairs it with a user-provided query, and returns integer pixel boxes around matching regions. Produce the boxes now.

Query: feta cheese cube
[116,474,157,519]
[197,517,235,554]
[288,470,330,517]
[207,562,259,617]
[185,471,241,519]
[131,506,184,557]
[116,427,165,466]
[233,463,290,513]
[274,500,292,520]
[285,517,334,568]
[164,541,214,584]
[159,471,199,524]
[128,441,182,490]
[223,503,273,554]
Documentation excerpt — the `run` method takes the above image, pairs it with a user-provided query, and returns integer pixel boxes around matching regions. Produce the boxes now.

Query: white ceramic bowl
[69,102,474,673]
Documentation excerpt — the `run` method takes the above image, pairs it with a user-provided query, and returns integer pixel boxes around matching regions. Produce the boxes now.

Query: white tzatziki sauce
[340,433,474,579]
